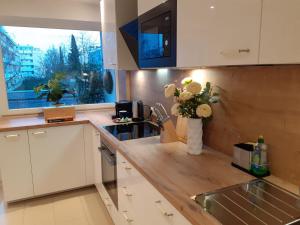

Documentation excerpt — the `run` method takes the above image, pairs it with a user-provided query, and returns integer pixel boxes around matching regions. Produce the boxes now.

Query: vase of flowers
[164,77,219,155]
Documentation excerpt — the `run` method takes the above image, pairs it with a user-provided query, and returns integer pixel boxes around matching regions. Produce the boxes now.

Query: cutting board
[176,116,188,144]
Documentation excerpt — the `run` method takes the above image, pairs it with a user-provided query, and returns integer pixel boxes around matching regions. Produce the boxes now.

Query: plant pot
[187,118,203,155]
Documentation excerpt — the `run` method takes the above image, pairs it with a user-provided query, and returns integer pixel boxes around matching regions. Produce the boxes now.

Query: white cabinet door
[260,0,300,64]
[102,0,138,70]
[177,0,262,67]
[102,0,118,69]
[0,130,34,202]
[28,125,86,196]
[92,127,102,190]
[138,0,166,16]
[84,125,95,185]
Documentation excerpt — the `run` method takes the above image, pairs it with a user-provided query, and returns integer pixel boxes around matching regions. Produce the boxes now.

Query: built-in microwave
[138,0,177,68]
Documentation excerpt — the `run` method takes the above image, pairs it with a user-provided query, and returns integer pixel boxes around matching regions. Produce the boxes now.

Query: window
[0,26,116,111]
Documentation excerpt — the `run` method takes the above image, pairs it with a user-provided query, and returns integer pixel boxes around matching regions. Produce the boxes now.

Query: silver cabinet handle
[32,131,47,135]
[238,48,250,53]
[122,187,133,197]
[155,200,174,217]
[104,198,112,207]
[122,211,134,223]
[124,166,132,170]
[5,134,20,138]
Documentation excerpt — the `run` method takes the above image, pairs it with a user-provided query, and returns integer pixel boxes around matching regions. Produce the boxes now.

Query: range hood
[119,18,139,67]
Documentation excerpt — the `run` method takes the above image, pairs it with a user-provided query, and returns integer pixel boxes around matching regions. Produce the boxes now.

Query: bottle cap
[258,135,264,144]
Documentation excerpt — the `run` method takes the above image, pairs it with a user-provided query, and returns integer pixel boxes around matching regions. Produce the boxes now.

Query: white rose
[179,91,193,101]
[196,104,212,118]
[186,82,202,95]
[164,84,176,98]
[171,103,180,116]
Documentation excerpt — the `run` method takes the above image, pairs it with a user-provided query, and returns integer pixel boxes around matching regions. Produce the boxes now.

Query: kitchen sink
[192,179,300,225]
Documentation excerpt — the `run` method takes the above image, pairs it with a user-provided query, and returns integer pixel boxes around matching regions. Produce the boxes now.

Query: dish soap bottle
[251,135,269,177]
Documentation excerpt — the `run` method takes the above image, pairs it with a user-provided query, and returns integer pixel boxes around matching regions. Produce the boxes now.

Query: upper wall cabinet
[260,0,300,64]
[138,0,166,16]
[177,0,262,68]
[101,0,138,70]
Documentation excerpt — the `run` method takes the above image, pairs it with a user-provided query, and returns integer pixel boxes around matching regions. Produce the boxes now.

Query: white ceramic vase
[187,118,203,155]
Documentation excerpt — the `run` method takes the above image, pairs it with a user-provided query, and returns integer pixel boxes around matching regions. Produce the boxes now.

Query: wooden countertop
[1,110,298,225]
[0,109,114,132]
[99,126,254,225]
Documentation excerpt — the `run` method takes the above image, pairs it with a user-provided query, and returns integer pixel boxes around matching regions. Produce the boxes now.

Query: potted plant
[164,77,219,155]
[34,72,75,106]
[34,72,76,122]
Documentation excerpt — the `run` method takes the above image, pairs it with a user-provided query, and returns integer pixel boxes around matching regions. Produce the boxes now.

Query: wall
[0,0,101,30]
[130,66,300,186]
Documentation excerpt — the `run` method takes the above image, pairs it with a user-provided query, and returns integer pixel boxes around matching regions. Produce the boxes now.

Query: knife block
[43,106,75,123]
[160,120,178,143]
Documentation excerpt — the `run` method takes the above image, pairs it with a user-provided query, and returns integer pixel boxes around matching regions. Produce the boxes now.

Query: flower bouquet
[164,77,219,154]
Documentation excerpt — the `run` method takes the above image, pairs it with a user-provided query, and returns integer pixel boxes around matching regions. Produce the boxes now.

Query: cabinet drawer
[117,152,191,225]
[117,153,145,187]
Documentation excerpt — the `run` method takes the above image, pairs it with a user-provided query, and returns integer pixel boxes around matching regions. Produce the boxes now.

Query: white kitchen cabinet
[260,0,300,64]
[138,0,166,16]
[177,0,262,67]
[0,130,34,202]
[117,152,191,225]
[84,125,95,185]
[28,125,86,196]
[101,0,138,70]
[92,126,102,191]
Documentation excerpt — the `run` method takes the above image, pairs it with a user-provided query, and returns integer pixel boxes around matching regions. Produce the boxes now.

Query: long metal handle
[32,131,47,135]
[122,187,133,197]
[122,211,134,223]
[104,198,112,207]
[238,48,250,53]
[5,134,20,138]
[155,200,174,217]
[124,165,132,170]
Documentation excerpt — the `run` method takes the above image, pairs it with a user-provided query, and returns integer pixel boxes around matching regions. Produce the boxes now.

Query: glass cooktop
[104,121,160,141]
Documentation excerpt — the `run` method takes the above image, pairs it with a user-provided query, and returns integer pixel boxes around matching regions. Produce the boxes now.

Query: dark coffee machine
[114,100,133,119]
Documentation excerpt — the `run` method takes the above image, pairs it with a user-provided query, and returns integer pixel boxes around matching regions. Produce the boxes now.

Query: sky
[4,26,101,52]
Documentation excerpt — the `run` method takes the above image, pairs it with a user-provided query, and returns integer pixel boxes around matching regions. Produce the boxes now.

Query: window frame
[0,45,118,116]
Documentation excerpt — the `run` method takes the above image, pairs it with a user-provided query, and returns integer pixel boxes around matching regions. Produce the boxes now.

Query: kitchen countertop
[99,126,254,225]
[1,110,299,225]
[0,109,114,132]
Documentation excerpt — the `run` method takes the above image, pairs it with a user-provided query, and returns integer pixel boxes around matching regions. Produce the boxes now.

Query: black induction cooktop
[104,121,160,141]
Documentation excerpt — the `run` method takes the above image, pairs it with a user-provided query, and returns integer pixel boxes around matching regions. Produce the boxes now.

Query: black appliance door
[138,0,177,68]
[140,12,171,60]
[101,143,118,208]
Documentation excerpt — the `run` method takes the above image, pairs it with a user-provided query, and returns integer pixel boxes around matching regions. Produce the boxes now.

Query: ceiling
[64,0,100,3]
